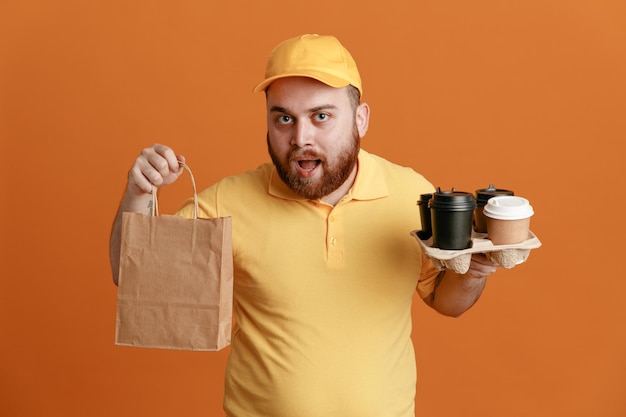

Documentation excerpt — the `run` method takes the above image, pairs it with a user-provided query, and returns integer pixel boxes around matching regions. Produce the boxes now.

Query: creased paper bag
[115,162,233,351]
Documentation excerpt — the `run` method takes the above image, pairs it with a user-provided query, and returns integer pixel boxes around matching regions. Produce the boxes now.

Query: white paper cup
[483,196,534,245]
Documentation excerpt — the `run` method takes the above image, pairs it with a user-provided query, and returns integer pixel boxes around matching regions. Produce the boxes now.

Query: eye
[314,113,329,122]
[276,115,293,124]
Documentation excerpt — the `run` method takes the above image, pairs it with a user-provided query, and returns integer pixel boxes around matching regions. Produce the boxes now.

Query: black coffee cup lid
[475,184,514,204]
[429,187,476,210]
[417,193,433,206]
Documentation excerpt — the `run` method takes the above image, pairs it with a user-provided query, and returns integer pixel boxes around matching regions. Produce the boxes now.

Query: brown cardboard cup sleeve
[115,162,233,351]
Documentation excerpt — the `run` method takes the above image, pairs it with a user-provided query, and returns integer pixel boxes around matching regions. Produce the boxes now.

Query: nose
[290,120,314,148]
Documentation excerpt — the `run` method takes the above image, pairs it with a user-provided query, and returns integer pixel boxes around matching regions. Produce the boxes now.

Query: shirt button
[329,216,336,222]
[330,237,337,245]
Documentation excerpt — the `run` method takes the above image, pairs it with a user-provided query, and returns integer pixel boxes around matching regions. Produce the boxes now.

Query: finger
[152,144,182,173]
[471,253,499,267]
[129,145,184,194]
[139,146,169,178]
[466,255,498,278]
[132,150,165,186]
[128,164,156,194]
[128,146,169,191]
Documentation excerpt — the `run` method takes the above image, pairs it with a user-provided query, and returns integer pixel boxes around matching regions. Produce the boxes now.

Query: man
[110,34,498,417]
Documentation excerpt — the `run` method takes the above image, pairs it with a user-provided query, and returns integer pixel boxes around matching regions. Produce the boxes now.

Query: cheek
[268,132,290,155]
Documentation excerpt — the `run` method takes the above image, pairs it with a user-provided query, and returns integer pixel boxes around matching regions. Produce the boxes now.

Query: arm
[109,144,185,285]
[422,254,498,317]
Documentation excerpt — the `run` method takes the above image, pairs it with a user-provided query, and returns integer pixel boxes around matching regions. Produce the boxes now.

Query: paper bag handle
[152,161,199,219]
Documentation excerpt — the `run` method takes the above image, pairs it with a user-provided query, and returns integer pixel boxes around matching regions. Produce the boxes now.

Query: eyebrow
[270,104,338,114]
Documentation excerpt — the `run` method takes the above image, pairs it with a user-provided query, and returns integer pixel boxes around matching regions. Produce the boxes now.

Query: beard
[267,125,360,200]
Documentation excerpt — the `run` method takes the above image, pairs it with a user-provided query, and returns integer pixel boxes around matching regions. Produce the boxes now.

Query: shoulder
[215,162,274,191]
[360,149,433,188]
[179,162,274,218]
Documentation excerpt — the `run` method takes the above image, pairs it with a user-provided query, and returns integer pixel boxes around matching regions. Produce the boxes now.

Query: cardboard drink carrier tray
[411,230,542,274]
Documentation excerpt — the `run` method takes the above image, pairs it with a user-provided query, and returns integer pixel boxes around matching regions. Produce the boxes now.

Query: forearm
[423,253,497,317]
[426,269,487,317]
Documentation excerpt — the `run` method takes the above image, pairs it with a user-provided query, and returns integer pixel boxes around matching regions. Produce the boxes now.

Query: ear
[355,102,370,138]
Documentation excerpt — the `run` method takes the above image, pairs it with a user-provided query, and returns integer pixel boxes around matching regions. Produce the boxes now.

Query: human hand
[462,253,499,280]
[127,144,186,196]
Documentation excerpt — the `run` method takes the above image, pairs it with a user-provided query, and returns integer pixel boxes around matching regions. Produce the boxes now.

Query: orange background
[1,1,625,416]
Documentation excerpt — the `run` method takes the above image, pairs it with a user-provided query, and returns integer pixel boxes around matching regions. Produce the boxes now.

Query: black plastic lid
[417,193,433,206]
[429,187,476,210]
[475,184,514,205]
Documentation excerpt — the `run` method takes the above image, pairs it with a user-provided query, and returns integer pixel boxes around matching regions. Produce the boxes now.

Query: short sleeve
[416,252,441,299]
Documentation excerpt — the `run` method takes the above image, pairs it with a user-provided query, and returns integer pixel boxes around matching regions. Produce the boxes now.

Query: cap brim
[252,72,353,93]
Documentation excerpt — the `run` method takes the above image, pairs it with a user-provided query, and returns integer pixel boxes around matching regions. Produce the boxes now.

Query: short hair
[346,85,361,111]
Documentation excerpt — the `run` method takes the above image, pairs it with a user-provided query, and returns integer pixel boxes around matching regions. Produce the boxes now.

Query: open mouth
[293,157,322,178]
[297,159,321,172]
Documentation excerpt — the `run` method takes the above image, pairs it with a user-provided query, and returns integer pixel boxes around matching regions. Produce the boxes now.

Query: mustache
[289,149,323,162]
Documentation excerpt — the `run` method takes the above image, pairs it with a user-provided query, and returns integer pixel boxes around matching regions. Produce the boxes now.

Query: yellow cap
[253,34,362,96]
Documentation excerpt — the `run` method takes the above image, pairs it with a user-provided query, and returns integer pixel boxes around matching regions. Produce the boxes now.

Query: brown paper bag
[115,162,233,351]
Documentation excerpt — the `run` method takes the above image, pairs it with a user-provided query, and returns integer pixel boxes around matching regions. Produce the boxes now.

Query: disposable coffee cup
[483,196,534,245]
[474,184,514,233]
[429,188,476,250]
[417,193,433,239]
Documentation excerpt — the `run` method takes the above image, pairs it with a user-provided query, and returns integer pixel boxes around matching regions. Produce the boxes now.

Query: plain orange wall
[1,1,625,416]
